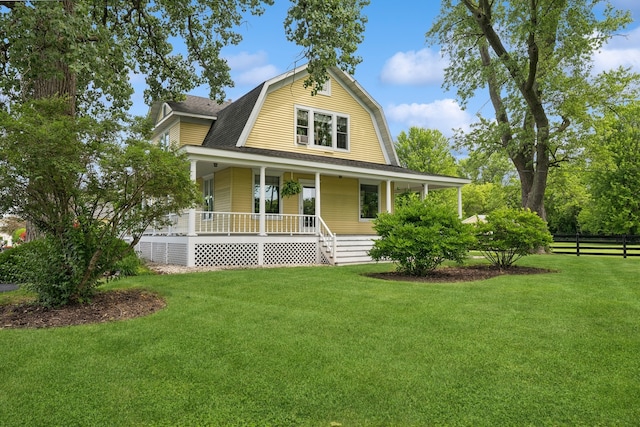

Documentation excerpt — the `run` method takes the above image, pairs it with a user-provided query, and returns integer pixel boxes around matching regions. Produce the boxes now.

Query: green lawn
[1,255,640,426]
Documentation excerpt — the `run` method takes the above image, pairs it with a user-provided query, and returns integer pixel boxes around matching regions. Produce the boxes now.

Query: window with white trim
[317,79,331,96]
[254,175,280,214]
[360,182,379,220]
[159,131,170,149]
[295,106,349,151]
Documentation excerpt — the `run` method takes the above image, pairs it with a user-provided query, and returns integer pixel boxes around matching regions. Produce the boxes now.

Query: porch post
[188,160,197,236]
[457,186,463,219]
[422,183,429,200]
[259,166,266,236]
[315,172,321,221]
[386,180,392,213]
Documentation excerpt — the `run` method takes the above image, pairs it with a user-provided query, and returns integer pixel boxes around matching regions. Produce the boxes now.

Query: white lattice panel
[264,242,317,265]
[195,243,259,267]
[167,243,188,266]
[152,243,168,264]
[138,242,152,260]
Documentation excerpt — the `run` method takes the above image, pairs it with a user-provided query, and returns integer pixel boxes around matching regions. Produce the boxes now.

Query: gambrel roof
[201,65,400,167]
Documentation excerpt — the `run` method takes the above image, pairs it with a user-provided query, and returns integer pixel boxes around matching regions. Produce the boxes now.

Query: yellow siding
[179,122,210,146]
[320,176,375,234]
[169,123,180,146]
[245,77,388,165]
[230,168,253,212]
[213,169,232,212]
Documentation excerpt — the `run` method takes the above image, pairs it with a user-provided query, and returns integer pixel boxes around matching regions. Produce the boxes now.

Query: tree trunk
[24,0,76,242]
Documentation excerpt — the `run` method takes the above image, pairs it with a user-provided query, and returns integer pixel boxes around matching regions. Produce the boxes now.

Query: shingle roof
[201,145,463,182]
[166,95,231,117]
[201,83,264,148]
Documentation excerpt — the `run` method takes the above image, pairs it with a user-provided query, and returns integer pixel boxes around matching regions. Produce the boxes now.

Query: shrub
[369,196,476,276]
[111,249,144,277]
[0,241,42,284]
[475,207,553,269]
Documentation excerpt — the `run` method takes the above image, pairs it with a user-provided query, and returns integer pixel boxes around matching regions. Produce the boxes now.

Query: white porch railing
[144,211,336,259]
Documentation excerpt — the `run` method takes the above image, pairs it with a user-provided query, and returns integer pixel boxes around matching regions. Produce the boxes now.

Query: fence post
[623,235,627,259]
[576,233,580,256]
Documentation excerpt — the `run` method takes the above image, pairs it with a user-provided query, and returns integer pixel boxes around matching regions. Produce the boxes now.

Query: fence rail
[551,234,640,258]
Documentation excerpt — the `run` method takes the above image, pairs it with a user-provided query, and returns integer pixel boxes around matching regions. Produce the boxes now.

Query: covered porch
[136,146,469,267]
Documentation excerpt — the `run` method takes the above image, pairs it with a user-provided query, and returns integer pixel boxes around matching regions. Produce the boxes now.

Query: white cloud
[385,99,473,137]
[225,50,280,86]
[592,26,640,74]
[236,64,280,85]
[226,51,269,71]
[380,49,446,85]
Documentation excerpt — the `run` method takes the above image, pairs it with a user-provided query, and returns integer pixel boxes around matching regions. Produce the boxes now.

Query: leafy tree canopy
[0,0,369,116]
[427,0,639,219]
[579,102,640,234]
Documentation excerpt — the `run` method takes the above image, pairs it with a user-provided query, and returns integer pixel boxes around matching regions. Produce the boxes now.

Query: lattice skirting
[195,243,259,267]
[137,236,330,267]
[137,242,188,266]
[194,241,324,267]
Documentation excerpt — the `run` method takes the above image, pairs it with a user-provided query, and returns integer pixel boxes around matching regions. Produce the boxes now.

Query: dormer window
[295,106,349,151]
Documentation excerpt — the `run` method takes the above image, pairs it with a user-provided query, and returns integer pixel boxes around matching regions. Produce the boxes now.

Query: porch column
[259,166,266,236]
[386,180,392,213]
[188,160,197,236]
[422,183,429,200]
[457,186,463,219]
[315,172,321,220]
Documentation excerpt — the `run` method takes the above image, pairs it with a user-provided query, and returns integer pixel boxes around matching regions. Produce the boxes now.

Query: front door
[300,183,316,232]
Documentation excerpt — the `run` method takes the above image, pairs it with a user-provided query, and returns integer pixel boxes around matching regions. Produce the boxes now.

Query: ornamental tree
[0,98,200,306]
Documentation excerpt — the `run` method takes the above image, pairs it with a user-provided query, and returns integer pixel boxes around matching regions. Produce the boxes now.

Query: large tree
[427,0,638,219]
[579,102,640,234]
[0,0,369,116]
[395,127,459,176]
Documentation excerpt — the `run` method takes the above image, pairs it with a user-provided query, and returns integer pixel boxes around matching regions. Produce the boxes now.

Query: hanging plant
[281,179,302,198]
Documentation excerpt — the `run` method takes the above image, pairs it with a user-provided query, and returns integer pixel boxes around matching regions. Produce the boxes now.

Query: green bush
[369,196,476,276]
[475,207,553,269]
[0,232,138,306]
[0,241,43,284]
[111,249,144,277]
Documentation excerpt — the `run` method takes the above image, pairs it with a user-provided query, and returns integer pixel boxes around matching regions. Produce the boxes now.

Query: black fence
[551,234,640,258]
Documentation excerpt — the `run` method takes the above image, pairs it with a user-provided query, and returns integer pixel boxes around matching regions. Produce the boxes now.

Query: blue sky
[130,1,640,140]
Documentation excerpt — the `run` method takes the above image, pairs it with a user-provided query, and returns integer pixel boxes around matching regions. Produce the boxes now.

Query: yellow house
[138,65,470,267]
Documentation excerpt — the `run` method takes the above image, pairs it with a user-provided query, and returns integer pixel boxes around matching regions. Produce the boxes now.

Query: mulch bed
[0,288,166,329]
[366,264,554,283]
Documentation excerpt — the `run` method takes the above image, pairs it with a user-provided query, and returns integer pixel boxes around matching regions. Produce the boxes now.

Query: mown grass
[1,255,640,426]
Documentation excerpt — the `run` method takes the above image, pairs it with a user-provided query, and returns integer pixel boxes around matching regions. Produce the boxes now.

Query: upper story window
[159,131,170,149]
[317,79,331,96]
[295,106,349,151]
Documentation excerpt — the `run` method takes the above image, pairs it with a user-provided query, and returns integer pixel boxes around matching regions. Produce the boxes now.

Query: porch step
[333,235,379,266]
